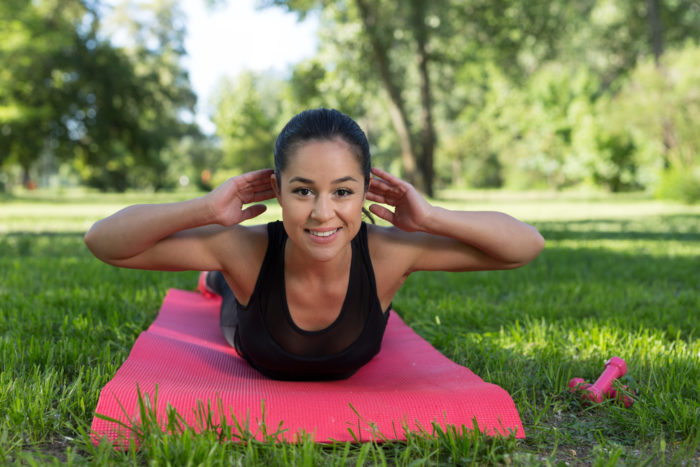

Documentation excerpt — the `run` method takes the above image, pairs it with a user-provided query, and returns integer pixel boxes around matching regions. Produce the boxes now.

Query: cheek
[340,198,365,218]
[280,197,311,220]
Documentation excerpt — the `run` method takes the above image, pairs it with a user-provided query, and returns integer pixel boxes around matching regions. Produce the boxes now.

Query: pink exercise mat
[91,289,524,444]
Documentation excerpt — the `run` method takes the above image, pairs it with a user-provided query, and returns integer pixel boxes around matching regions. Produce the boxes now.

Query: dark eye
[293,187,312,196]
[336,188,353,197]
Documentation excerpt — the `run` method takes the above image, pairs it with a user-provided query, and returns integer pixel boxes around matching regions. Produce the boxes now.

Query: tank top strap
[267,221,286,251]
[354,222,377,289]
[245,221,285,310]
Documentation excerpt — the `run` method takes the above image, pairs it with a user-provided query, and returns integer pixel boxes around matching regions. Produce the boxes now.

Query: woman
[85,108,544,381]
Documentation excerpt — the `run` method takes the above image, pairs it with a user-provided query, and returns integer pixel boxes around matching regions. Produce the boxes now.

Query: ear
[270,173,281,199]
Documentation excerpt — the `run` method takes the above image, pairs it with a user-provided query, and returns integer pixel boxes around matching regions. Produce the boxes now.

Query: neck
[284,240,352,281]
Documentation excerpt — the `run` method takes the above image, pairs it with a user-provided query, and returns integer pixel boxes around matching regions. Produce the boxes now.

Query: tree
[0,0,200,191]
[557,0,700,86]
[211,71,281,175]
[0,0,101,185]
[80,0,199,190]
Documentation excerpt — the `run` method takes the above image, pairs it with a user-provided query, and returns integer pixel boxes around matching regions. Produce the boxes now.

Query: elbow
[532,230,545,259]
[84,224,109,263]
[83,227,100,259]
[520,228,545,265]
[505,228,545,269]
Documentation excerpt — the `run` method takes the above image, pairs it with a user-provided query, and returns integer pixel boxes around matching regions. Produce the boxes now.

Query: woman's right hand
[205,168,276,226]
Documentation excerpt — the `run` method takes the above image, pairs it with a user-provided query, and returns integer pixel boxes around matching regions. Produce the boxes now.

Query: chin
[302,235,349,261]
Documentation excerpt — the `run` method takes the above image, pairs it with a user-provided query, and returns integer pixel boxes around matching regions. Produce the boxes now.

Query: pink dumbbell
[568,378,634,408]
[569,357,633,406]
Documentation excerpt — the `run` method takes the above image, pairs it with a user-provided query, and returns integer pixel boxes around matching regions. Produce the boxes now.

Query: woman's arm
[84,168,275,271]
[367,168,544,272]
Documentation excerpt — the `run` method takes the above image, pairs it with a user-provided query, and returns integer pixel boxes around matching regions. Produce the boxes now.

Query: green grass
[1,190,698,465]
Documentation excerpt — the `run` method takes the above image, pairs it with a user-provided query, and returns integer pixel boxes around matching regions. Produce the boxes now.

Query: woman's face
[273,138,366,263]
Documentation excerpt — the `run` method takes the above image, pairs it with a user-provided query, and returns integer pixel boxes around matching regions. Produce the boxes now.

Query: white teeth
[309,228,339,237]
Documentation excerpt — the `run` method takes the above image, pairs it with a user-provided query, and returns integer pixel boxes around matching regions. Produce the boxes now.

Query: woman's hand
[204,168,276,226]
[366,168,434,232]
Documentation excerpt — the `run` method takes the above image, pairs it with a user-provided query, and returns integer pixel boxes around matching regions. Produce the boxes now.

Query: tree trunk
[411,0,435,197]
[646,0,664,66]
[353,0,423,190]
[646,0,672,168]
[21,164,32,189]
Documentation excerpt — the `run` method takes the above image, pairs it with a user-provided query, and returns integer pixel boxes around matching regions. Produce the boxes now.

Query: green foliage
[0,0,96,172]
[439,63,600,190]
[212,71,280,175]
[655,167,700,204]
[606,45,700,187]
[438,43,700,193]
[76,0,201,191]
[589,130,640,192]
[0,0,201,192]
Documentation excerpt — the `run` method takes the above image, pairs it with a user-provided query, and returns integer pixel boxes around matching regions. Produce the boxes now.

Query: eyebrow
[288,176,359,185]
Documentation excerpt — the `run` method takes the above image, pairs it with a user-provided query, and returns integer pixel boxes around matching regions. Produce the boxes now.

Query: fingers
[239,204,267,222]
[250,187,276,203]
[369,176,393,192]
[369,175,394,193]
[368,176,404,206]
[227,168,274,186]
[365,190,389,205]
[243,170,275,189]
[238,169,275,202]
[369,167,410,191]
[370,167,411,188]
[368,204,395,224]
[371,167,400,182]
[242,168,275,180]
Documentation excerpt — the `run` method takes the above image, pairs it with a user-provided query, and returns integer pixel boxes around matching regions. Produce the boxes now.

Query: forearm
[421,207,545,265]
[84,196,215,263]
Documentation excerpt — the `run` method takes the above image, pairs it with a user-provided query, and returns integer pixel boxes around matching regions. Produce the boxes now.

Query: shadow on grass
[0,191,201,204]
[0,232,88,257]
[534,214,700,242]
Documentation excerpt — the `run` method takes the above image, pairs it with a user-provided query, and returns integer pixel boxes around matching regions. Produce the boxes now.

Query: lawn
[1,189,698,465]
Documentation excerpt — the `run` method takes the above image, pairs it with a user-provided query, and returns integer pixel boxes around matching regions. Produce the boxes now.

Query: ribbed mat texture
[91,289,524,444]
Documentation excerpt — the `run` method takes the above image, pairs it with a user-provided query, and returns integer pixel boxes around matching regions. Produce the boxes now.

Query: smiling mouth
[306,228,340,237]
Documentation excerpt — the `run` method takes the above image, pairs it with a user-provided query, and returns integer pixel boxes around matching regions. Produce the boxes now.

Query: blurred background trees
[1,0,699,201]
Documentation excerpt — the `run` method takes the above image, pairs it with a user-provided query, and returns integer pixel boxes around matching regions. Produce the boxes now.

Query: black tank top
[234,221,390,381]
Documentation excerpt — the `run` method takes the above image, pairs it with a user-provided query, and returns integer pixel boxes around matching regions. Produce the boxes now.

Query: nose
[311,195,334,222]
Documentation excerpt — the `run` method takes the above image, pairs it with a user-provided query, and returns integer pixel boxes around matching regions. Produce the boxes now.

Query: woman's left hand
[366,168,434,232]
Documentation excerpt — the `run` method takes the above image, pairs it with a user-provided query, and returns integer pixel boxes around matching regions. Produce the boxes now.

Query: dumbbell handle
[569,357,627,401]
[586,357,627,403]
